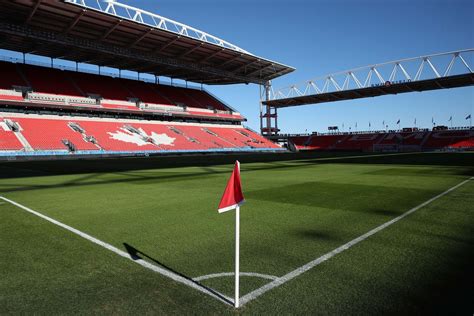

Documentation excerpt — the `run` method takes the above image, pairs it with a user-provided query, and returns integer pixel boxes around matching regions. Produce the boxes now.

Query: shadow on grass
[246,181,437,212]
[351,223,474,314]
[292,229,341,241]
[0,152,472,180]
[122,243,233,306]
[0,152,472,194]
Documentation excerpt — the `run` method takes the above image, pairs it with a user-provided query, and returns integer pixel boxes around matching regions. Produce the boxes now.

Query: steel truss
[270,49,473,100]
[65,0,251,55]
[260,49,473,136]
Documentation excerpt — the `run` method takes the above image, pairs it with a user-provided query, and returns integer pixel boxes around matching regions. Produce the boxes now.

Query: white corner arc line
[0,196,233,306]
[194,272,278,282]
[239,177,473,306]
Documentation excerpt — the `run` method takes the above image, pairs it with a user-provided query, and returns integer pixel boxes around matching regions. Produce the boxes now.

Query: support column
[260,81,278,137]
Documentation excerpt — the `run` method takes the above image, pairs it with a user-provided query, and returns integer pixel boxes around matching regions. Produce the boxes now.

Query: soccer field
[1,152,473,314]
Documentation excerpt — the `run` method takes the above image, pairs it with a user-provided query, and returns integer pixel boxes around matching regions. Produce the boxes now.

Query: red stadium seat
[0,120,24,151]
[1,114,278,153]
[289,130,474,152]
[13,117,98,151]
[22,65,82,97]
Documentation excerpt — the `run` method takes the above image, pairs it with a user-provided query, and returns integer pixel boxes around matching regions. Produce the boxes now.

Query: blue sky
[125,0,473,133]
[3,0,473,133]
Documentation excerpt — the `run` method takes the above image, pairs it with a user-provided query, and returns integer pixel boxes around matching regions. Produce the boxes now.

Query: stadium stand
[304,135,347,150]
[0,0,290,159]
[22,64,81,97]
[0,118,24,151]
[333,133,385,151]
[0,57,281,158]
[13,117,98,151]
[4,61,231,112]
[121,79,174,106]
[0,57,471,158]
[424,130,474,149]
[289,129,474,152]
[0,61,245,123]
[0,113,280,155]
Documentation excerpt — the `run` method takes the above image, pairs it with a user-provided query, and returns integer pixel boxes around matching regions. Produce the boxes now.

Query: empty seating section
[121,79,174,105]
[424,131,474,149]
[0,127,23,150]
[184,89,228,111]
[305,135,346,150]
[0,115,278,153]
[290,130,474,151]
[378,132,427,146]
[237,129,281,148]
[72,72,131,100]
[14,118,98,151]
[141,125,208,151]
[334,134,384,150]
[209,127,280,148]
[79,121,159,151]
[0,62,27,89]
[289,136,310,150]
[176,126,230,149]
[23,65,81,96]
[452,139,474,148]
[155,85,201,108]
[0,62,277,155]
[0,62,237,119]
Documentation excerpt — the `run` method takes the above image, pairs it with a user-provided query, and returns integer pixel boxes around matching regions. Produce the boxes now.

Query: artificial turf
[0,152,473,314]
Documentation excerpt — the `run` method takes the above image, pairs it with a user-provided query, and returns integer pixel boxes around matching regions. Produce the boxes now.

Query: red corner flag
[218,161,245,213]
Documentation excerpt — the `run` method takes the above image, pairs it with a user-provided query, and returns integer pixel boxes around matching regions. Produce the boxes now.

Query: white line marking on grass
[0,196,233,306]
[1,177,471,308]
[194,272,278,282]
[239,176,473,306]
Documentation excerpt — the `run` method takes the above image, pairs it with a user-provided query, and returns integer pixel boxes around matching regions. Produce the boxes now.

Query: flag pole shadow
[123,243,233,306]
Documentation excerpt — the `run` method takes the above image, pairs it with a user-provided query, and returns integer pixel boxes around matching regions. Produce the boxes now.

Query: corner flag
[217,160,245,308]
[218,161,245,213]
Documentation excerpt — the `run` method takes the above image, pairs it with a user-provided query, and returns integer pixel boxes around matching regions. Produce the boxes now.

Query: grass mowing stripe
[239,176,473,306]
[0,196,233,306]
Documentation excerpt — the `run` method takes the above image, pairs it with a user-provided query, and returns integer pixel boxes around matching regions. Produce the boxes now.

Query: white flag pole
[235,205,240,308]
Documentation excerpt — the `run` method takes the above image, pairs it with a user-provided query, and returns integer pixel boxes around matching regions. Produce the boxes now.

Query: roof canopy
[0,0,294,85]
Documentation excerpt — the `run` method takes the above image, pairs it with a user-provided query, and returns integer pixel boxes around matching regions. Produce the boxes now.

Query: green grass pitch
[0,152,473,314]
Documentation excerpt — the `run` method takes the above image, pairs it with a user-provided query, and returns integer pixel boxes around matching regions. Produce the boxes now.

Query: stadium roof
[0,0,294,85]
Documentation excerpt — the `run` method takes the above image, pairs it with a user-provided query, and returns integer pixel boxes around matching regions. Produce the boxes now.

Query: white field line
[239,176,473,306]
[0,196,233,306]
[194,272,278,282]
[1,177,471,308]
